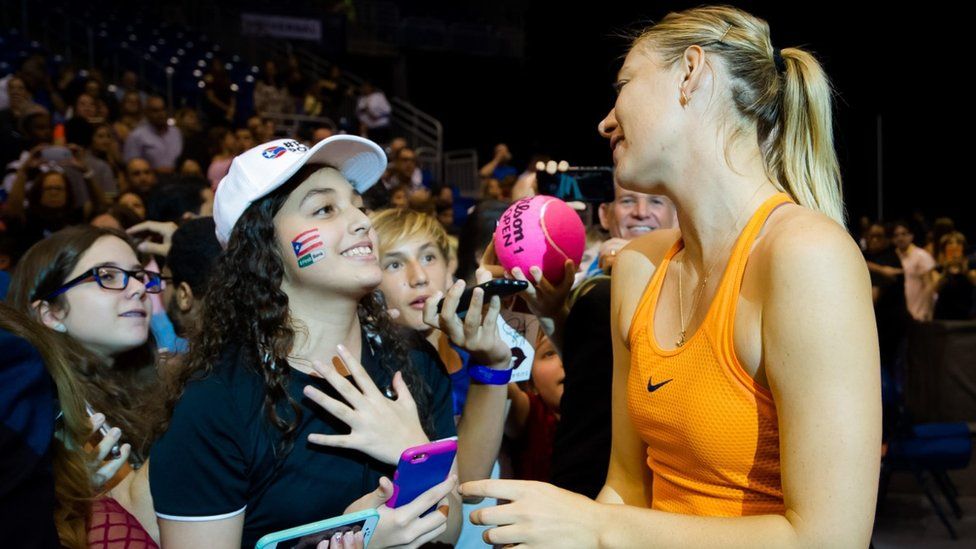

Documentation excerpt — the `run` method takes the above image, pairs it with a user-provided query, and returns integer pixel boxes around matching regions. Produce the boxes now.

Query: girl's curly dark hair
[159,164,432,457]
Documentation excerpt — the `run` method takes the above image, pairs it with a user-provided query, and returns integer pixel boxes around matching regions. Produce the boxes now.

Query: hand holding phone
[386,438,457,511]
[85,403,131,489]
[86,402,121,459]
[254,509,378,549]
[425,277,514,369]
[435,279,527,314]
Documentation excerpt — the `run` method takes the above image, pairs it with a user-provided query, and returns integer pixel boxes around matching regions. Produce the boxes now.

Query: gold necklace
[675,184,769,347]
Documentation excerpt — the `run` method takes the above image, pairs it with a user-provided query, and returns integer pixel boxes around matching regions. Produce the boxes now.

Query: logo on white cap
[260,140,309,160]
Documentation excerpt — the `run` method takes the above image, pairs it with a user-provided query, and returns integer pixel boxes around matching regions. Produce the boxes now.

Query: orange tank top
[626,193,792,517]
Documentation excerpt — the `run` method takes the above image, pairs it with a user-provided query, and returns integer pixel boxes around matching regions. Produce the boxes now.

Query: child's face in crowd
[437,207,454,228]
[235,129,256,152]
[43,236,152,357]
[118,193,146,220]
[222,131,239,155]
[39,173,68,209]
[391,189,408,210]
[943,239,964,261]
[892,225,913,252]
[274,169,381,298]
[179,159,204,178]
[531,335,564,411]
[378,235,453,332]
[92,126,116,154]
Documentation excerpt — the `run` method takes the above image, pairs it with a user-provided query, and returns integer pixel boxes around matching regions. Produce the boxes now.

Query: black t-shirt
[934,271,975,320]
[549,276,613,499]
[149,329,455,549]
[864,247,909,367]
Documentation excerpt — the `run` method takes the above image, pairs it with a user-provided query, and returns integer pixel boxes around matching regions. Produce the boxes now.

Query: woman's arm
[107,461,158,543]
[6,162,30,220]
[68,145,109,220]
[595,241,657,507]
[159,514,244,549]
[6,146,46,219]
[425,276,510,486]
[504,383,531,439]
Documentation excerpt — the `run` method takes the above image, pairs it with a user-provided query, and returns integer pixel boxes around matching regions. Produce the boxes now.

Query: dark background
[11,0,967,234]
[377,1,969,235]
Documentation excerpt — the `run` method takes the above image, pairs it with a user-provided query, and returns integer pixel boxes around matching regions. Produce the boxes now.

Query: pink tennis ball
[493,195,585,284]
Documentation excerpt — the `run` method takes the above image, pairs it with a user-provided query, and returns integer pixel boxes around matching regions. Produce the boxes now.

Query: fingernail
[110,428,121,438]
[92,413,105,423]
[343,531,354,542]
[355,531,364,541]
[336,343,346,353]
[333,532,342,542]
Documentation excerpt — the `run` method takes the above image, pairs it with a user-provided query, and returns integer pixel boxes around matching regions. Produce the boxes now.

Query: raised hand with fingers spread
[304,344,429,465]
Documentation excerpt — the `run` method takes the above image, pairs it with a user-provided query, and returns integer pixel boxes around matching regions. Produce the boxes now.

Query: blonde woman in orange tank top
[462,5,881,548]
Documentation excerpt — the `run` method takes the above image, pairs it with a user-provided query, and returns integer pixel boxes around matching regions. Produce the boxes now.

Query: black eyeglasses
[42,265,163,300]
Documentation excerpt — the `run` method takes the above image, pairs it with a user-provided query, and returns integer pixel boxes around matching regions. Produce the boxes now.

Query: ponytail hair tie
[773,48,787,73]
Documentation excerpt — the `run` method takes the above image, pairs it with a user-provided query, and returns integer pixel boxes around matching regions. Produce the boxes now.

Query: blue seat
[879,367,973,539]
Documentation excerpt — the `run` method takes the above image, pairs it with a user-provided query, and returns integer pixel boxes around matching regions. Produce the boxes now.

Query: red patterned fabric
[88,497,158,549]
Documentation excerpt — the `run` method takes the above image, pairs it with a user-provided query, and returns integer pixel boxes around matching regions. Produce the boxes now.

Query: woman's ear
[679,45,708,104]
[176,282,195,313]
[598,202,613,231]
[32,300,67,332]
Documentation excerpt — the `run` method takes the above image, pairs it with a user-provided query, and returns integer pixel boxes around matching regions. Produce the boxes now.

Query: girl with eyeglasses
[7,225,165,546]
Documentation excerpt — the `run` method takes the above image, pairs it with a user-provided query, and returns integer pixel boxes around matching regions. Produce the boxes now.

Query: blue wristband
[468,364,513,385]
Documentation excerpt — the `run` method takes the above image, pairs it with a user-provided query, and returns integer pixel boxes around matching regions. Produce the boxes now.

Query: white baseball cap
[213,135,387,246]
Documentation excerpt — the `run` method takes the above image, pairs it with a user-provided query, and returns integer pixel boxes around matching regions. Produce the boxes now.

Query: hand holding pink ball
[492,195,586,284]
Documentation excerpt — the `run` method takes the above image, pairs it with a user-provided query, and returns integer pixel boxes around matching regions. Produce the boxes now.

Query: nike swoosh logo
[647,377,673,393]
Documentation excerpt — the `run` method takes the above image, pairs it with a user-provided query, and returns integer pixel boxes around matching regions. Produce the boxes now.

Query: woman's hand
[127,220,178,256]
[462,479,604,548]
[19,144,46,172]
[477,241,507,279]
[345,474,457,549]
[89,413,131,489]
[304,345,429,465]
[597,237,629,272]
[422,276,511,370]
[67,144,89,172]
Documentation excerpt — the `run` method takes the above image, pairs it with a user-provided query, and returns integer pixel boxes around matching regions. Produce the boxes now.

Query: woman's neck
[667,141,780,273]
[286,292,364,375]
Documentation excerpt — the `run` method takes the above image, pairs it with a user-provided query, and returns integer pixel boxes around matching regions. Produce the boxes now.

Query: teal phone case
[254,508,379,549]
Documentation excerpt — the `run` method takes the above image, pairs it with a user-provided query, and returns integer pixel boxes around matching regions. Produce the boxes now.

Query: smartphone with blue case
[386,437,457,511]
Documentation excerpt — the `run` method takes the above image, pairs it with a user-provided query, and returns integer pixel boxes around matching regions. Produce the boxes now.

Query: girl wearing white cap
[149,136,464,548]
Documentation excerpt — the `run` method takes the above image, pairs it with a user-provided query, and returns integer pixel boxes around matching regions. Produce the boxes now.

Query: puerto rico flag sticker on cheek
[292,229,326,268]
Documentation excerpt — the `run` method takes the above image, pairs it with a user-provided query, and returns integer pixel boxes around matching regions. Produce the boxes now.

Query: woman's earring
[53,322,67,333]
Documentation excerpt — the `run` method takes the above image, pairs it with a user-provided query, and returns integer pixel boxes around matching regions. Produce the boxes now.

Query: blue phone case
[254,509,379,549]
[386,437,457,509]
